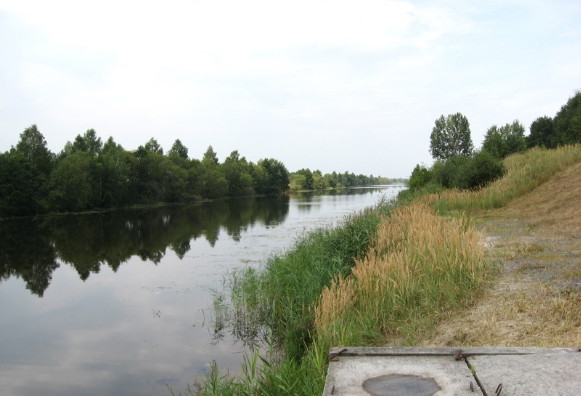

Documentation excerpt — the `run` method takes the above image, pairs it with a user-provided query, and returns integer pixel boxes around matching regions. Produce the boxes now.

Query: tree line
[0,128,391,217]
[289,168,393,192]
[409,90,581,191]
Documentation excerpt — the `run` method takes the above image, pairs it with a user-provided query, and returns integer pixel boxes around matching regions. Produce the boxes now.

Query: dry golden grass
[315,274,355,336]
[314,202,487,344]
[502,161,581,236]
[422,282,581,347]
[422,158,581,348]
[315,146,580,350]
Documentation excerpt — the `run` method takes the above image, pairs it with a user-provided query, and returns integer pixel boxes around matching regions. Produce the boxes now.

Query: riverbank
[189,145,581,396]
[422,160,581,347]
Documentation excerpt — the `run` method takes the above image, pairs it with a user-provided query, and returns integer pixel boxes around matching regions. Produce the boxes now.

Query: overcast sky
[1,0,579,177]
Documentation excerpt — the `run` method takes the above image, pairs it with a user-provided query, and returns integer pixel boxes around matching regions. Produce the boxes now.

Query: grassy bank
[189,145,581,396]
[427,145,581,213]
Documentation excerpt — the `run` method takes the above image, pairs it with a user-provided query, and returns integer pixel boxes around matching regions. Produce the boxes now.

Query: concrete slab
[322,347,580,396]
[469,352,581,396]
[323,354,481,395]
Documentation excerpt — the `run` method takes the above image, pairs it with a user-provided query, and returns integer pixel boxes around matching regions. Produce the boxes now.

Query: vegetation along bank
[188,90,580,395]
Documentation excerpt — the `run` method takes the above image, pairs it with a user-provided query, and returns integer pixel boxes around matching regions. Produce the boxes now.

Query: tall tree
[48,151,97,212]
[168,139,189,159]
[223,150,254,197]
[98,137,132,207]
[72,129,103,157]
[143,138,163,155]
[553,90,581,146]
[429,113,473,160]
[202,145,219,166]
[528,116,555,148]
[258,158,289,195]
[0,152,45,216]
[15,124,53,175]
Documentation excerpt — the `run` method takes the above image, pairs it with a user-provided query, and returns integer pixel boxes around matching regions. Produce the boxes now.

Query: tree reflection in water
[0,196,289,296]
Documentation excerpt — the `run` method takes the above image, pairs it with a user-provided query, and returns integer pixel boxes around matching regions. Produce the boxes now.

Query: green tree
[15,124,53,176]
[0,152,45,216]
[144,138,164,155]
[553,90,581,146]
[528,116,555,148]
[482,120,526,158]
[289,173,307,192]
[202,145,219,166]
[429,113,473,160]
[222,150,254,197]
[168,139,189,159]
[72,129,103,157]
[48,151,97,211]
[312,170,326,190]
[98,137,133,207]
[199,146,228,199]
[258,158,289,195]
[408,164,433,190]
[295,168,313,190]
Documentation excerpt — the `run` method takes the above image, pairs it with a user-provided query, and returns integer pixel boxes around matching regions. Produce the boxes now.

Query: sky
[1,0,580,177]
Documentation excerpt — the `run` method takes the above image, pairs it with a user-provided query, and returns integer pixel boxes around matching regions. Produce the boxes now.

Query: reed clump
[315,202,488,346]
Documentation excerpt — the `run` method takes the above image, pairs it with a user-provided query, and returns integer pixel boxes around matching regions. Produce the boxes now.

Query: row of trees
[411,90,581,191]
[0,127,387,218]
[289,168,392,192]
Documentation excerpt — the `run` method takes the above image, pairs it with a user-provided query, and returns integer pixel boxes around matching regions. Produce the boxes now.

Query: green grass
[430,145,581,213]
[230,201,393,360]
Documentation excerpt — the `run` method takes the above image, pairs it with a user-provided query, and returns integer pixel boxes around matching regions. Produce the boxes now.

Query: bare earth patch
[421,163,581,347]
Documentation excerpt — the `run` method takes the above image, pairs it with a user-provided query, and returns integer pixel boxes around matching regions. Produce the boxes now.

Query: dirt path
[421,163,581,347]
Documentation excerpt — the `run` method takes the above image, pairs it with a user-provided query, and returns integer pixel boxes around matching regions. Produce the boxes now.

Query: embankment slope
[422,161,581,347]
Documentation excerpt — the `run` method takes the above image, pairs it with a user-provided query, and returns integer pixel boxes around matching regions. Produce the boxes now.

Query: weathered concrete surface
[323,354,481,395]
[322,347,580,396]
[469,352,581,396]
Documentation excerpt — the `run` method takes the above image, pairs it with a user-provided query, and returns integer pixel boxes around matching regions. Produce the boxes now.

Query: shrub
[433,153,504,191]
[408,164,434,190]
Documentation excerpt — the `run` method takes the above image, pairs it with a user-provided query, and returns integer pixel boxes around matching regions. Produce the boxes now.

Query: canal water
[0,186,404,396]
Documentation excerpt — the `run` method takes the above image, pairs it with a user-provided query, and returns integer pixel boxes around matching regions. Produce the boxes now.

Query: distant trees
[429,113,473,160]
[412,90,581,193]
[288,169,390,192]
[2,125,388,218]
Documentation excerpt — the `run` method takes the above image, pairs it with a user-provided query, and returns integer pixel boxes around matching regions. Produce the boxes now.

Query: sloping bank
[192,145,581,396]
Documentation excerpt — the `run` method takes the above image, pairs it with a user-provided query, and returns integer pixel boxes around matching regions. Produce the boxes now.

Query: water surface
[0,186,404,396]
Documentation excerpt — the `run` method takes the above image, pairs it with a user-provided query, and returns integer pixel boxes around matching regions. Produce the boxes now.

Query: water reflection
[0,196,290,297]
[0,186,405,396]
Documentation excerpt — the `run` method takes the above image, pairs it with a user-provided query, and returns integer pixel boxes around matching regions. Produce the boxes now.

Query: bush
[461,151,505,190]
[408,164,433,190]
[433,152,504,190]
